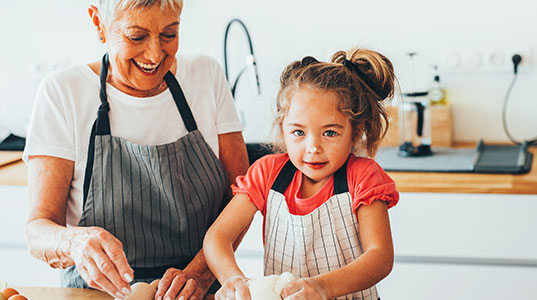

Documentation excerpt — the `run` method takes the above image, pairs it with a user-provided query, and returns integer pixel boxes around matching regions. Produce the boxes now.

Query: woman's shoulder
[39,64,98,91]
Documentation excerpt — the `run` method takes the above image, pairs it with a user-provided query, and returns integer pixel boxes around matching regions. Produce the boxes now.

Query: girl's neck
[300,174,330,198]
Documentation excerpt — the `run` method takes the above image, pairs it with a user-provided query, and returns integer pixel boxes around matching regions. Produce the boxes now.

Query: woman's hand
[214,275,251,300]
[281,278,327,300]
[156,268,209,300]
[69,226,134,299]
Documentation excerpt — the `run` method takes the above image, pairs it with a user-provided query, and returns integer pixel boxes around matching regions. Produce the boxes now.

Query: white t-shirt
[23,55,243,226]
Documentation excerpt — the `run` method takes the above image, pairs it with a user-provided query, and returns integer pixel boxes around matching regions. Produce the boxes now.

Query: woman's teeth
[134,60,159,73]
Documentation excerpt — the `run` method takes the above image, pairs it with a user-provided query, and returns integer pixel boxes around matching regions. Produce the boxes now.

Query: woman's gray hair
[95,0,183,24]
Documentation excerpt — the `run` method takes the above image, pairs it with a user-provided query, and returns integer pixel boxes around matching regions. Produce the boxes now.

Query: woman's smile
[132,58,161,75]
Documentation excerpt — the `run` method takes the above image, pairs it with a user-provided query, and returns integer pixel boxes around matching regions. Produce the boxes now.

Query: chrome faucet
[223,18,261,98]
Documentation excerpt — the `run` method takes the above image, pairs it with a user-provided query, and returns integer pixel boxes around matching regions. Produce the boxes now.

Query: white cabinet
[0,186,60,287]
[378,192,537,300]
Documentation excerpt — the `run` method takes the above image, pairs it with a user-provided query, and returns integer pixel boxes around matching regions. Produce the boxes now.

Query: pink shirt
[232,153,398,216]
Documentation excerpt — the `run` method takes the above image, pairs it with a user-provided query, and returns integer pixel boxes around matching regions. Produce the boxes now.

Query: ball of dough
[240,272,296,300]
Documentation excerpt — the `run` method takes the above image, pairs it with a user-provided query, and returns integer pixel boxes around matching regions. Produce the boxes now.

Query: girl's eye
[292,130,305,137]
[323,130,338,137]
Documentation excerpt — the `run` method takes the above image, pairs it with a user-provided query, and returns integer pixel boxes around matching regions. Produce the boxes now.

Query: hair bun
[300,56,319,67]
[335,49,395,101]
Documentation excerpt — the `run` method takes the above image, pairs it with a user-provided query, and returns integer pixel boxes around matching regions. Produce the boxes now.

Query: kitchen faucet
[223,18,261,98]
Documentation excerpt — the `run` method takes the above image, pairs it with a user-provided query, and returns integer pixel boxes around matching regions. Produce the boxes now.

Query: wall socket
[440,47,531,74]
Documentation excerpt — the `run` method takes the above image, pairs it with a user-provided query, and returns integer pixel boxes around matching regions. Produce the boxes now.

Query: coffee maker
[398,52,434,157]
[398,91,434,157]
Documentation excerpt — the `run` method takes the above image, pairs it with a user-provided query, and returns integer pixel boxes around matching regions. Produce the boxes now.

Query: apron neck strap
[164,72,198,132]
[270,156,350,195]
[95,53,111,135]
[95,54,199,134]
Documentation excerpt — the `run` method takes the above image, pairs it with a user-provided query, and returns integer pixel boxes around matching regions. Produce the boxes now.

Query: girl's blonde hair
[274,48,396,157]
[95,0,183,25]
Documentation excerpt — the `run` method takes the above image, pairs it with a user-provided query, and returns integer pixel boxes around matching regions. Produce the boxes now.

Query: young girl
[203,48,399,300]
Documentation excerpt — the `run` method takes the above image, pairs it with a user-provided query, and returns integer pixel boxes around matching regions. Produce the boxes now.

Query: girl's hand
[69,226,133,299]
[156,268,206,300]
[215,275,251,300]
[281,278,327,300]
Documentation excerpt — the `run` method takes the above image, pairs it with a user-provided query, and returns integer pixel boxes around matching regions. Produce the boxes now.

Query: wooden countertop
[1,148,536,194]
[13,286,215,300]
[0,151,25,186]
[385,146,537,194]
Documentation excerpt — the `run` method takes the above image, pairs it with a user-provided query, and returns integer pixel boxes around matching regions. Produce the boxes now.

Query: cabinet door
[0,186,61,286]
[378,262,537,300]
[390,192,537,260]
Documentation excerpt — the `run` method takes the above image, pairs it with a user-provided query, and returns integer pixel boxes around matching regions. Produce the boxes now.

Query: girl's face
[101,5,180,97]
[282,87,354,188]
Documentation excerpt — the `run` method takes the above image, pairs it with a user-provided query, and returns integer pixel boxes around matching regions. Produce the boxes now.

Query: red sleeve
[231,154,290,215]
[348,156,399,212]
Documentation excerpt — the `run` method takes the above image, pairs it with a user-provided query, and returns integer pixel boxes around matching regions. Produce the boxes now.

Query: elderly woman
[23,0,249,299]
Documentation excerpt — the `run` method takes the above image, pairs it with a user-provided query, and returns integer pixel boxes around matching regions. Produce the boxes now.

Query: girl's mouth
[132,59,160,75]
[305,162,328,169]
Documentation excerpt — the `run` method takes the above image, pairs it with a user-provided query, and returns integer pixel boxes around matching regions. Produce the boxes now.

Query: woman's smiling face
[100,5,180,97]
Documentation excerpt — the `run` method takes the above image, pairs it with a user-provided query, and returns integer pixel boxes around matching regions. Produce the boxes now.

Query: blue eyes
[292,130,305,137]
[323,130,337,137]
[291,130,338,137]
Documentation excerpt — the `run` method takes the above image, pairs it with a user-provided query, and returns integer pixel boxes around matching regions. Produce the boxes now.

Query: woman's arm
[25,156,134,299]
[156,131,250,300]
[218,131,250,187]
[281,200,394,299]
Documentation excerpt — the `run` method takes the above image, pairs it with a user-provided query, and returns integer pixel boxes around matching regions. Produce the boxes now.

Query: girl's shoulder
[250,153,290,175]
[347,154,399,209]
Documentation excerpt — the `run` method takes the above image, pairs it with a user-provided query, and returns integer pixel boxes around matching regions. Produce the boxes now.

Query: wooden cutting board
[0,151,22,167]
[13,286,215,300]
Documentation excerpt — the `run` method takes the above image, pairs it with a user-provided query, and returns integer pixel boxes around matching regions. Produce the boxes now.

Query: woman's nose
[146,37,164,62]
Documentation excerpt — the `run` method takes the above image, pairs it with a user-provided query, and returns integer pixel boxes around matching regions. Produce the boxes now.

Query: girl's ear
[351,121,365,144]
[88,5,106,44]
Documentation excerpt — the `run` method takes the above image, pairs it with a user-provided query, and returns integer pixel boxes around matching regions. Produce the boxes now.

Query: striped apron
[62,54,228,290]
[263,160,380,300]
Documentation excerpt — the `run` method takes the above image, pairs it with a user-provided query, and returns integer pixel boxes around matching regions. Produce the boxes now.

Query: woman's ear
[88,5,106,44]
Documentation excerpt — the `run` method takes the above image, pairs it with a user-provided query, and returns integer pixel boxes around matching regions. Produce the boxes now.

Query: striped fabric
[264,176,379,299]
[80,130,227,268]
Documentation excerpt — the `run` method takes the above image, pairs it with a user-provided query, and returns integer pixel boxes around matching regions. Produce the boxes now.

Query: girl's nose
[306,145,319,154]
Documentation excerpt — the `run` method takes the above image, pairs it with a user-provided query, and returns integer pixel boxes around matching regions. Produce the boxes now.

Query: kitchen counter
[13,286,215,300]
[1,147,537,194]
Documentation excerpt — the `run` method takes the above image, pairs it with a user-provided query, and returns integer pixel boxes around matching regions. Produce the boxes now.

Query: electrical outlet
[440,47,531,74]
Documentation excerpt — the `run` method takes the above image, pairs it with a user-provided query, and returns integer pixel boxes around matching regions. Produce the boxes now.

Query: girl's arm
[281,200,394,299]
[203,193,259,299]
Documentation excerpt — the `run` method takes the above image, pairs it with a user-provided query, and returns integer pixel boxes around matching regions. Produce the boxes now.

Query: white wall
[1,0,536,143]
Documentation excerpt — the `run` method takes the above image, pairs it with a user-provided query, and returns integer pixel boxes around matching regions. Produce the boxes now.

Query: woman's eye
[161,33,177,39]
[128,35,146,41]
[292,130,305,137]
[323,130,338,137]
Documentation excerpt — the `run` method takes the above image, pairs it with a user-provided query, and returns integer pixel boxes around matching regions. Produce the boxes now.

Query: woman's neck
[88,60,177,98]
